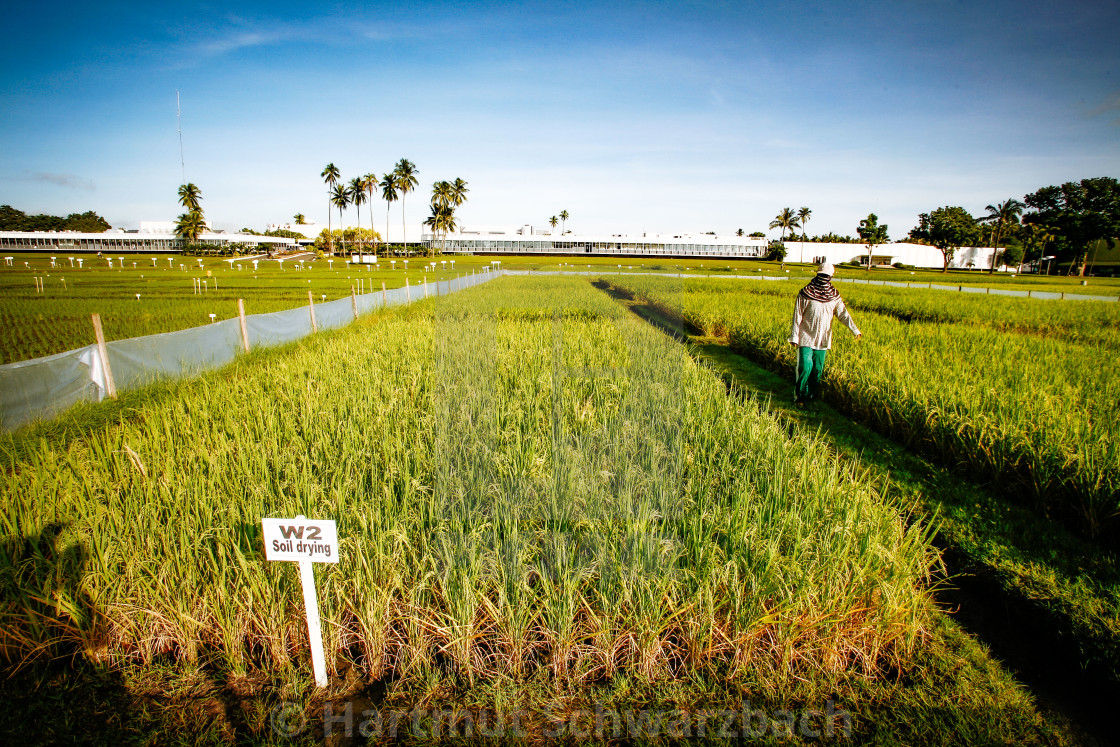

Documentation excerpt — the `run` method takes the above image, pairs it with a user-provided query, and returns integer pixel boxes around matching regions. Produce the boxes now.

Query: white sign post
[262,515,338,687]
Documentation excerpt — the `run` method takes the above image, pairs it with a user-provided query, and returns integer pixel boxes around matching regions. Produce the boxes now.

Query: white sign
[262,517,339,563]
[261,515,339,688]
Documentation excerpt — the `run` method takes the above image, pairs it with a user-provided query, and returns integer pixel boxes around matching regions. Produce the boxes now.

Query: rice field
[0,277,938,694]
[0,253,477,364]
[673,275,1120,347]
[608,275,1120,542]
[3,251,1116,365]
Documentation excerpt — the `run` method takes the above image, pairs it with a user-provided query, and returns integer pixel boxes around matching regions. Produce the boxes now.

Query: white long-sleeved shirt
[788,295,861,350]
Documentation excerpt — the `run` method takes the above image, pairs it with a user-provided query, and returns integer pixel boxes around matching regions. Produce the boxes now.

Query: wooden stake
[308,290,318,332]
[351,287,358,319]
[382,281,387,308]
[91,313,117,399]
[406,278,411,303]
[237,299,250,353]
[423,275,428,298]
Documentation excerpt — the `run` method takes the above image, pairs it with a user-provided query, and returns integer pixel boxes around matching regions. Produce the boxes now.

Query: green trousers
[794,346,828,403]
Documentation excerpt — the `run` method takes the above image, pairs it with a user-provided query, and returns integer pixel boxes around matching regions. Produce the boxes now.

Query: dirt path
[602,282,1114,746]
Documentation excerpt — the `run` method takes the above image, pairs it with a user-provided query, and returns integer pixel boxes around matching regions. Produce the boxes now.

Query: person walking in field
[788,262,861,406]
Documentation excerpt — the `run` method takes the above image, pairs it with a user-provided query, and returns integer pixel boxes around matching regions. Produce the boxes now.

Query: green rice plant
[0,276,938,696]
[611,275,1120,541]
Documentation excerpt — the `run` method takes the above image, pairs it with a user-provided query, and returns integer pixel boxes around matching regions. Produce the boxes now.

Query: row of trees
[910,177,1120,274]
[321,159,422,259]
[0,205,111,233]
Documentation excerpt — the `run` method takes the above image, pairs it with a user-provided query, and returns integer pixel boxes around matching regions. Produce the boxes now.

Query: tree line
[766,177,1119,274]
[0,205,111,233]
[318,160,468,258]
[908,177,1120,274]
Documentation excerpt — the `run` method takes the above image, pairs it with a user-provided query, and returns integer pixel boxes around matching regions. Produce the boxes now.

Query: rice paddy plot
[0,276,937,693]
[0,253,474,363]
[610,275,1120,542]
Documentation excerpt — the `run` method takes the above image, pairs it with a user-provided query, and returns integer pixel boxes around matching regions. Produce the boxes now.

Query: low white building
[424,225,769,259]
[784,241,999,270]
[0,227,296,252]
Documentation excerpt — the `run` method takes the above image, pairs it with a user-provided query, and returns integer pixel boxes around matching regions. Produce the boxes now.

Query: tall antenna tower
[176,90,185,184]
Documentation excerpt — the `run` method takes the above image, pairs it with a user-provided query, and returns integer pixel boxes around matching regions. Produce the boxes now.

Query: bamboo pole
[351,287,358,319]
[237,299,250,353]
[382,281,387,308]
[90,313,117,398]
[423,275,428,298]
[406,278,411,303]
[308,290,318,332]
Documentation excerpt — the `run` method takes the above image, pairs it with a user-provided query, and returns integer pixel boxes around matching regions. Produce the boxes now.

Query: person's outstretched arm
[835,299,862,339]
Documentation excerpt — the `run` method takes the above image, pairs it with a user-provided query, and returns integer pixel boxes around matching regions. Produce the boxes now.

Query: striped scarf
[799,273,840,303]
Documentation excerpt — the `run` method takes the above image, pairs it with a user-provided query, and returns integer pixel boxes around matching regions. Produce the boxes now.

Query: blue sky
[1,1,1117,240]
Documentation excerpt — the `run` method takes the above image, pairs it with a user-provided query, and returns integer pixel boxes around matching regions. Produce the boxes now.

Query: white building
[0,227,296,252]
[786,241,1000,270]
[424,225,770,259]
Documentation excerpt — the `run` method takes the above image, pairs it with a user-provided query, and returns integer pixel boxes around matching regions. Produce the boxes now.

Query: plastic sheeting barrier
[0,269,497,432]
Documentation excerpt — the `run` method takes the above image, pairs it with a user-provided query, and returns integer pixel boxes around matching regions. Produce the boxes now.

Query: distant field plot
[0,253,472,363]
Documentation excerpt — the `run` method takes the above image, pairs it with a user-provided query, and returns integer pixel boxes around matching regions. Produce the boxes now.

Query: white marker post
[262,515,338,687]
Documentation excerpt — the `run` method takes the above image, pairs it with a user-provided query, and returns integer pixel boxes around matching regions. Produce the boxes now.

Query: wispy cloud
[1087,91,1120,124]
[197,31,284,57]
[177,19,339,64]
[185,16,430,61]
[27,172,95,191]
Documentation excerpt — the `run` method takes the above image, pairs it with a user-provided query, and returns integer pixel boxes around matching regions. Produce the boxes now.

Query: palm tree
[362,173,378,254]
[431,180,453,208]
[380,173,398,255]
[176,183,205,247]
[293,213,306,225]
[424,201,458,254]
[769,207,799,242]
[174,209,206,244]
[321,163,340,253]
[450,178,469,208]
[981,199,1025,274]
[178,183,202,212]
[429,181,453,255]
[549,216,558,234]
[330,183,349,255]
[559,210,569,234]
[796,206,811,263]
[394,159,418,254]
[349,177,367,261]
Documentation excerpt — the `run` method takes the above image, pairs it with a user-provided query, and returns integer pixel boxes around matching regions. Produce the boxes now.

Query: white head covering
[817,262,835,277]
